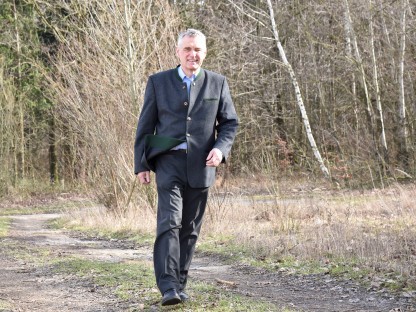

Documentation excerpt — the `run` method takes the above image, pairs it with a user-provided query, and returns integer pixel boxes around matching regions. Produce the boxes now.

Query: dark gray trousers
[154,152,208,294]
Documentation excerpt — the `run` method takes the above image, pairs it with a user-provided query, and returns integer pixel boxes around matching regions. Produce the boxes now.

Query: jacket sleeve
[134,77,158,174]
[214,77,239,162]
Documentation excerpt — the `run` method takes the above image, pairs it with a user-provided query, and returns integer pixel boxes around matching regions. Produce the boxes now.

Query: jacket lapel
[188,69,205,112]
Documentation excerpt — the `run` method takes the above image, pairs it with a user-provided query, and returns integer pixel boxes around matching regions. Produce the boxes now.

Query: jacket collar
[175,65,203,81]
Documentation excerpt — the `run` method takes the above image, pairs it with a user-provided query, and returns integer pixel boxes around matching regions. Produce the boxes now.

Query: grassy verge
[1,236,288,312]
[0,217,11,238]
[4,181,414,307]
[54,183,416,294]
[0,193,94,216]
[0,299,12,311]
[200,183,416,293]
[196,230,416,293]
[53,256,283,311]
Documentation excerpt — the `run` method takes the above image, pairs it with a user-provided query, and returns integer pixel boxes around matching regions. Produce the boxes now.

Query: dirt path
[0,213,414,311]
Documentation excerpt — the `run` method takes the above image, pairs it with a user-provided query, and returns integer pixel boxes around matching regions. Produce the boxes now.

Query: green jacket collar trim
[175,65,203,82]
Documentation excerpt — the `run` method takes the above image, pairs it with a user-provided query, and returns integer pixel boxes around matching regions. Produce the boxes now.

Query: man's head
[176,29,207,77]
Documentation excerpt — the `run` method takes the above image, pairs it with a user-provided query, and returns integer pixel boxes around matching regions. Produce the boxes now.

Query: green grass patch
[49,217,154,247]
[197,235,328,275]
[0,217,11,238]
[54,257,156,300]
[0,201,90,216]
[197,233,416,294]
[197,234,253,264]
[0,205,60,216]
[180,282,284,312]
[0,298,13,311]
[52,257,287,311]
[2,239,53,265]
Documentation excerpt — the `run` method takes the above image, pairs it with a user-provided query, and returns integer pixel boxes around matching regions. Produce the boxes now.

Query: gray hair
[177,28,206,47]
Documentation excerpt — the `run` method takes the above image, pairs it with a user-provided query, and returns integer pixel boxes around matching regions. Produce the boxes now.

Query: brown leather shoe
[161,289,181,306]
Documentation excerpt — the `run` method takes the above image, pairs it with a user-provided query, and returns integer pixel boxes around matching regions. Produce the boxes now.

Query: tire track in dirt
[0,214,414,311]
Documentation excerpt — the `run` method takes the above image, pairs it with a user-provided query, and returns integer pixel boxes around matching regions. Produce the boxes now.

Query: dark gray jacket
[134,67,238,188]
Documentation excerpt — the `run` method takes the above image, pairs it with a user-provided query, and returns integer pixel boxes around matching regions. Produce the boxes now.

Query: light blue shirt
[178,66,197,96]
[172,67,223,160]
[172,66,197,151]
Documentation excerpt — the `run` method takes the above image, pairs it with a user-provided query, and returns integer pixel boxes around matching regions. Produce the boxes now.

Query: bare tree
[369,0,388,166]
[343,0,375,135]
[265,0,329,178]
[12,0,25,179]
[0,57,17,192]
[397,0,410,171]
[50,0,180,212]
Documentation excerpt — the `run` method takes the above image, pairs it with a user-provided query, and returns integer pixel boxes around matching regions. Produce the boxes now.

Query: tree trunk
[13,0,25,179]
[397,0,409,170]
[343,4,359,142]
[369,0,388,167]
[48,114,57,184]
[344,0,375,127]
[266,0,329,178]
[123,0,138,107]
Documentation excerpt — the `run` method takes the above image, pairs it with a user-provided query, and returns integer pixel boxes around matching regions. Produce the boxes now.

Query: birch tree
[369,0,388,165]
[266,0,329,178]
[343,2,358,136]
[343,0,375,136]
[12,0,25,179]
[397,0,409,170]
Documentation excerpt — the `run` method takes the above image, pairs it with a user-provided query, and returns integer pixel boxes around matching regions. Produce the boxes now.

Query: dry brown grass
[203,180,416,284]
[64,178,416,287]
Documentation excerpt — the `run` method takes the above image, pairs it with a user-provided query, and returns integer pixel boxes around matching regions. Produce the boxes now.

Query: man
[134,28,238,306]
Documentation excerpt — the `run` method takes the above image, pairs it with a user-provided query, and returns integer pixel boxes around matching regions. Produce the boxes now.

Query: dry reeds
[202,182,416,281]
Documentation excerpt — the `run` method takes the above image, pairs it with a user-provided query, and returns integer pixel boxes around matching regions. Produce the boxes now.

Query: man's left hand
[206,148,223,167]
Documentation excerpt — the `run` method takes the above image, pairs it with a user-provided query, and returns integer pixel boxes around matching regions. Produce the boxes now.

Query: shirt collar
[178,66,199,81]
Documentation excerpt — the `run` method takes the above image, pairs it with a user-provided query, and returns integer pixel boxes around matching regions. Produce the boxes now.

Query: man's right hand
[138,171,151,184]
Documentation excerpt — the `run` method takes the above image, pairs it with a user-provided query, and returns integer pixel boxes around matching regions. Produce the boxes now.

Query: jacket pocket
[203,98,219,102]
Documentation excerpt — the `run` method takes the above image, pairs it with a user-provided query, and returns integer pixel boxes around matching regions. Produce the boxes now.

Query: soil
[0,213,415,312]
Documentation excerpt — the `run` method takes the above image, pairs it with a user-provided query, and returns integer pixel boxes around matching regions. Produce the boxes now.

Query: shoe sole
[161,297,181,306]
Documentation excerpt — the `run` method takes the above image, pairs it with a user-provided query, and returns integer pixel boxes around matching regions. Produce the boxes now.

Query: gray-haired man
[134,29,238,306]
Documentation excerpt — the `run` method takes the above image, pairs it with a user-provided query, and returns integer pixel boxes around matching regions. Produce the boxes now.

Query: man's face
[176,35,207,76]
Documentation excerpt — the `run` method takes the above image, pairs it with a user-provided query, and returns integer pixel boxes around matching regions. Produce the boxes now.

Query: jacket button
[186,133,190,137]
[184,102,188,106]
[187,117,191,121]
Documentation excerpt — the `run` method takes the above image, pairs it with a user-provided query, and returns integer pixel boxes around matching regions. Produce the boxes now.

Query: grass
[0,217,11,237]
[49,217,154,246]
[2,178,415,307]
[2,237,287,311]
[0,299,12,311]
[53,257,283,311]
[0,193,95,216]
[204,183,416,290]
[54,181,416,294]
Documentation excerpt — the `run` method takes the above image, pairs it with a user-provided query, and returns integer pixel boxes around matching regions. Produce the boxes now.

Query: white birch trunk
[123,0,138,107]
[343,0,374,131]
[369,0,388,154]
[343,4,358,136]
[398,0,409,166]
[266,0,329,178]
[13,0,25,179]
